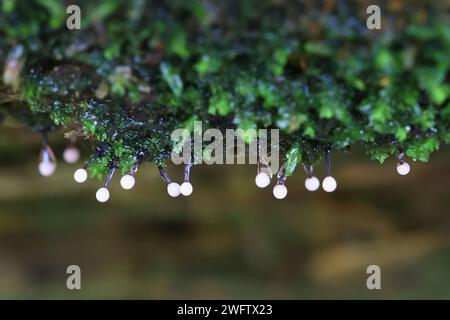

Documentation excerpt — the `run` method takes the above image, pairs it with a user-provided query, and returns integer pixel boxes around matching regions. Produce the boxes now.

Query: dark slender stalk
[325,147,331,177]
[83,148,104,169]
[396,149,405,164]
[104,167,116,188]
[83,157,95,169]
[184,162,193,182]
[277,162,287,185]
[303,165,313,178]
[126,151,144,176]
[130,164,139,176]
[257,140,271,175]
[277,171,287,185]
[158,166,171,184]
[40,131,53,163]
[42,131,49,148]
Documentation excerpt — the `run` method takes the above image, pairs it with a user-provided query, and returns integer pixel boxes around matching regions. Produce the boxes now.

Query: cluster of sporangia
[254,148,410,199]
[38,135,411,202]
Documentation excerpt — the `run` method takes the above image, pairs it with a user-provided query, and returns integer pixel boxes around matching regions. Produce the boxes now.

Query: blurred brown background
[0,126,449,299]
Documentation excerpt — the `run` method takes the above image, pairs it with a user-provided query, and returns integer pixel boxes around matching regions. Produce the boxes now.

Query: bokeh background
[0,126,449,299]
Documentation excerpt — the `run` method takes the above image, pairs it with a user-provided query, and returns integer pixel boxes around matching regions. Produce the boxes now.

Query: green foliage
[284,146,302,177]
[406,137,440,162]
[160,62,183,98]
[208,90,233,116]
[0,0,449,178]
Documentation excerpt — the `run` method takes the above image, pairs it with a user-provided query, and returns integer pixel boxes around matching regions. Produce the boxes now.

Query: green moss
[284,146,301,177]
[0,0,449,179]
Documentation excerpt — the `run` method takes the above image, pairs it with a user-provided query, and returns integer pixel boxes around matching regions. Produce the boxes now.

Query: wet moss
[0,0,449,177]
